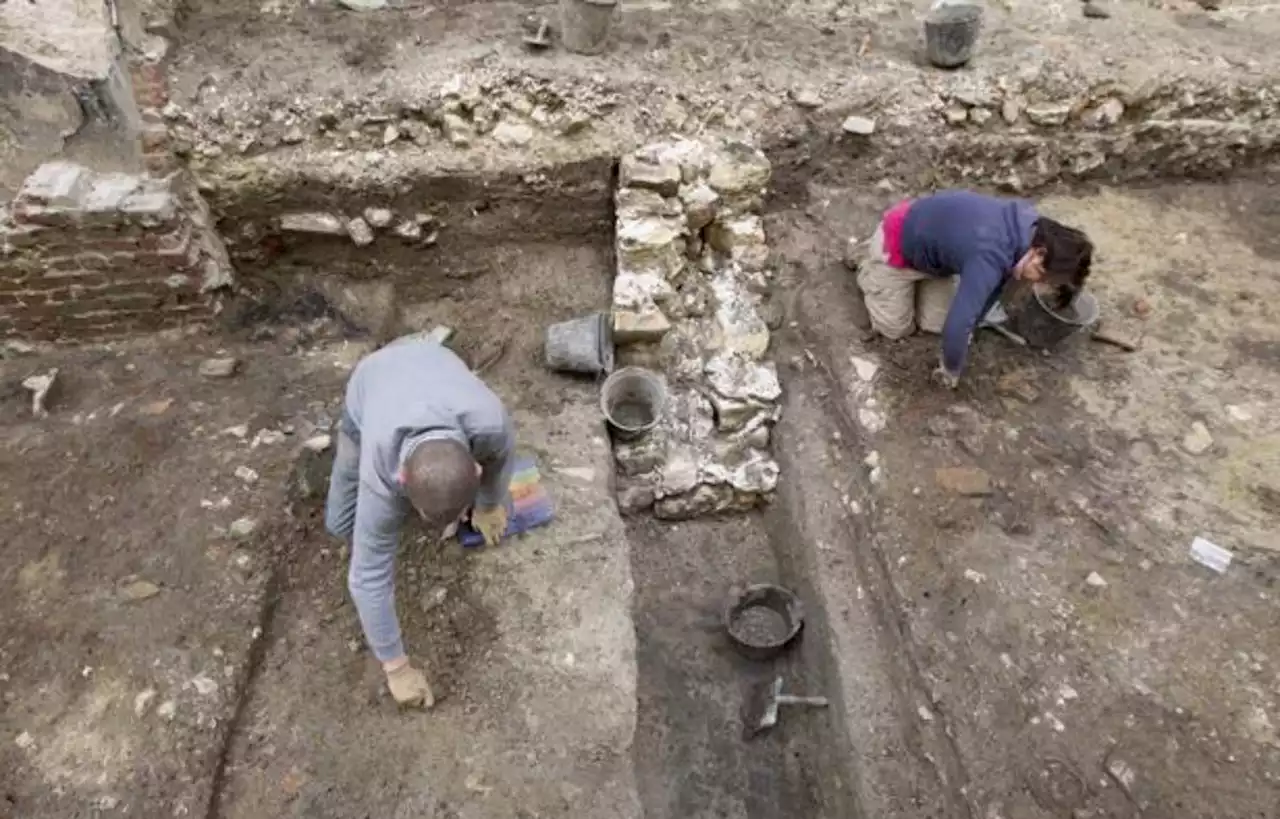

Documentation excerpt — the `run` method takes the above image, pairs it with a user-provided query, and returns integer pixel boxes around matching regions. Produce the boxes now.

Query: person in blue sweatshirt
[325,339,516,708]
[855,191,1094,387]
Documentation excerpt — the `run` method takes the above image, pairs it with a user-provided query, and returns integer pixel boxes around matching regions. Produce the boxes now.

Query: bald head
[403,439,480,533]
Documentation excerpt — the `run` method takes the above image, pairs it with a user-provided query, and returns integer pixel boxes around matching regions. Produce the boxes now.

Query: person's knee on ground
[402,439,481,540]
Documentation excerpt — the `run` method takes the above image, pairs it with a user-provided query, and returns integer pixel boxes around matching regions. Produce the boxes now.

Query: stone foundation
[0,162,233,340]
[610,138,781,520]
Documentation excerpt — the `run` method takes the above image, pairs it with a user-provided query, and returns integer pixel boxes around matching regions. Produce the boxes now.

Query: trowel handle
[775,695,829,708]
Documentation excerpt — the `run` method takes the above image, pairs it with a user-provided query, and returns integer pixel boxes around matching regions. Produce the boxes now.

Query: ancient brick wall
[0,162,233,341]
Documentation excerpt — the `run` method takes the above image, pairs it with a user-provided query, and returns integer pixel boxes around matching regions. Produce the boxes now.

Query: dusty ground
[768,178,1280,818]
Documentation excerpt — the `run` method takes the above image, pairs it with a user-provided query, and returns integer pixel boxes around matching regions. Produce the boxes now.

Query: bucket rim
[926,2,984,24]
[1033,287,1100,327]
[600,366,666,432]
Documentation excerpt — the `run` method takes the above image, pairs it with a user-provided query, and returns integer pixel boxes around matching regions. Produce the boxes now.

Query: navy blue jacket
[900,191,1037,374]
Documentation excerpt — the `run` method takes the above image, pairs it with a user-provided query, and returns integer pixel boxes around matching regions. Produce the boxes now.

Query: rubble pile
[609,138,781,520]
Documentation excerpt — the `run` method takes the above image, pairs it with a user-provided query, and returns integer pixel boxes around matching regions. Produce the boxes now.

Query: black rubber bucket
[1006,287,1101,349]
[924,3,984,69]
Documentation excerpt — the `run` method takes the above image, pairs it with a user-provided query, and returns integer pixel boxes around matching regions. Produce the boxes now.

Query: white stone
[280,212,345,234]
[1026,103,1072,127]
[620,153,682,195]
[706,215,769,270]
[707,141,771,194]
[134,689,157,717]
[679,183,720,231]
[657,448,700,497]
[492,119,535,147]
[1086,571,1108,588]
[858,407,886,434]
[851,355,879,383]
[1227,405,1253,422]
[841,115,876,136]
[191,675,219,696]
[705,354,781,402]
[792,88,823,109]
[726,452,779,494]
[229,517,258,538]
[303,434,333,452]
[1182,422,1213,454]
[1083,98,1125,129]
[346,217,374,247]
[14,731,34,750]
[363,207,394,228]
[617,188,682,222]
[612,303,671,344]
[157,701,177,721]
[235,466,259,485]
[711,274,770,359]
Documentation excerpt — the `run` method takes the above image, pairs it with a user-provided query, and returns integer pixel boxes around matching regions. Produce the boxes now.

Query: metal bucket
[600,367,665,440]
[545,312,614,376]
[924,2,984,69]
[559,0,618,55]
[1007,286,1100,349]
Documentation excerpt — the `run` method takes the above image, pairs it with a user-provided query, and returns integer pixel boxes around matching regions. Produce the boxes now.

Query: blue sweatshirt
[340,340,515,662]
[899,191,1037,374]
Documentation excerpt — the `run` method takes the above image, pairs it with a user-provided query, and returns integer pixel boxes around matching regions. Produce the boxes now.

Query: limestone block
[280,212,346,235]
[616,214,685,274]
[620,152,681,196]
[705,354,781,403]
[654,483,734,520]
[679,183,720,231]
[616,188,682,222]
[612,302,671,344]
[706,214,769,270]
[613,433,666,477]
[706,140,771,195]
[18,162,92,208]
[710,274,770,359]
[656,446,700,498]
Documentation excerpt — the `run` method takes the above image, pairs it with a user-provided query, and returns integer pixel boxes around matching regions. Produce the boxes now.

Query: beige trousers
[856,224,957,339]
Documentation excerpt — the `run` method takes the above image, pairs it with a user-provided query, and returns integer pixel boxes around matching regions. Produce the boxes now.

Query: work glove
[385,662,434,709]
[472,505,509,547]
[931,364,960,390]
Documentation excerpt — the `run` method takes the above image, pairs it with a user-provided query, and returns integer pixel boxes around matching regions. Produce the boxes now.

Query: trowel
[741,675,829,739]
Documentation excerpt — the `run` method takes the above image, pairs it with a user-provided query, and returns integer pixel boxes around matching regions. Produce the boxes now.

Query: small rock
[21,368,58,418]
[14,731,34,750]
[93,796,120,812]
[394,220,423,241]
[1182,422,1213,455]
[280,212,346,235]
[1132,297,1152,317]
[120,580,161,601]
[968,106,993,125]
[791,88,823,109]
[156,700,177,721]
[1001,97,1022,124]
[841,115,876,136]
[917,705,936,722]
[303,434,333,452]
[1082,0,1111,18]
[363,207,394,228]
[191,675,218,696]
[346,217,374,247]
[492,119,535,147]
[935,466,993,497]
[382,124,400,146]
[229,517,258,538]
[252,429,286,447]
[134,688,157,717]
[1083,97,1125,129]
[421,586,449,613]
[1085,571,1108,588]
[1226,405,1254,423]
[198,357,239,379]
[234,465,259,485]
[944,105,968,125]
[1026,103,1071,127]
[851,355,879,383]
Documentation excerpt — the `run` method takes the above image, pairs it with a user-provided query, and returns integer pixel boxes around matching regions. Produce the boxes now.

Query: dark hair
[402,439,479,532]
[1031,217,1093,289]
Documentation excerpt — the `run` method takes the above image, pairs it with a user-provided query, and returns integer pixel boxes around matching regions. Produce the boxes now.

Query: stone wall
[0,162,233,340]
[610,138,781,520]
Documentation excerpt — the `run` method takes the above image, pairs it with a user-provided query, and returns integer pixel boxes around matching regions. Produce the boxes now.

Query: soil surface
[767,177,1280,818]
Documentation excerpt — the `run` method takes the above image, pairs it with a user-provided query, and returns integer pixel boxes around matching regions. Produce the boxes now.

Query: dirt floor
[767,177,1280,818]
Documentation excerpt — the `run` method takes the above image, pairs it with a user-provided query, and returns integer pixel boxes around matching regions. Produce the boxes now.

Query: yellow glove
[472,505,509,547]
[385,662,434,709]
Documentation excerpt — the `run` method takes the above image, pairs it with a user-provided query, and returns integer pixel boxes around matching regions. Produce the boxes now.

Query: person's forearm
[474,418,516,508]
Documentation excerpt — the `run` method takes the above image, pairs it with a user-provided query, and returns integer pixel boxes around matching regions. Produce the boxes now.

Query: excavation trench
[201,158,902,819]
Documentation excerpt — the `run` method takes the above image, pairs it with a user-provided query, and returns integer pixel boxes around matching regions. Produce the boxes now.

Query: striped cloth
[457,455,554,549]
